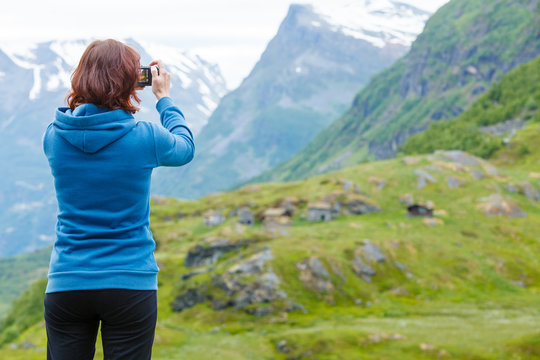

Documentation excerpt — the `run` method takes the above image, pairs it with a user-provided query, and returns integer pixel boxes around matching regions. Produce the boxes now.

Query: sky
[0,0,449,89]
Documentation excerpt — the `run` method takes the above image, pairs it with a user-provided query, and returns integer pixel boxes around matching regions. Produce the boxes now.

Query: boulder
[171,288,207,312]
[184,238,245,268]
[506,182,539,201]
[368,177,386,189]
[352,240,385,282]
[210,247,287,312]
[352,256,376,282]
[477,194,526,218]
[227,246,273,274]
[433,150,499,177]
[414,169,436,189]
[297,257,333,292]
[399,193,414,206]
[446,176,465,189]
[519,181,540,202]
[343,194,381,215]
[359,240,386,263]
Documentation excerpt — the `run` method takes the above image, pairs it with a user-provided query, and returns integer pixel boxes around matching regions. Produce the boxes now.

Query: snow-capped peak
[310,0,432,48]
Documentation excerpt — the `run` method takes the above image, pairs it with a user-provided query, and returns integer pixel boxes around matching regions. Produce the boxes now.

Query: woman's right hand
[149,60,170,100]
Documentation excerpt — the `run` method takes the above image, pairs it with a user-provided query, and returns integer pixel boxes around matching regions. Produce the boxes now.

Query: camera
[138,66,158,87]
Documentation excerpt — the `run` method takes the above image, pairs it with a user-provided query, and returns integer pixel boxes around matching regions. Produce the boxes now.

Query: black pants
[44,289,157,360]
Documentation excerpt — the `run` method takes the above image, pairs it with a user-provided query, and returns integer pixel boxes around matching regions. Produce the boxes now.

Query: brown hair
[67,39,141,113]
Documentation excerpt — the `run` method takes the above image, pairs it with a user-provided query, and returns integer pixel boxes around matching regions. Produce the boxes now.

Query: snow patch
[311,0,431,48]
[311,21,321,27]
[5,227,15,234]
[295,67,302,73]
[196,103,212,117]
[202,96,217,112]
[197,79,211,96]
[0,40,39,61]
[50,39,88,67]
[169,66,192,88]
[29,65,45,100]
[46,57,71,91]
[0,71,5,79]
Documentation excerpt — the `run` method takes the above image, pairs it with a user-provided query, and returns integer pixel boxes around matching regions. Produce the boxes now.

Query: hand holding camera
[150,60,170,101]
[138,60,170,101]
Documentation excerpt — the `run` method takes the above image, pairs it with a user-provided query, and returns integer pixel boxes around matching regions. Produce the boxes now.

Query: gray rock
[246,306,274,316]
[286,302,307,313]
[446,176,464,189]
[185,238,245,268]
[307,257,330,278]
[352,255,376,281]
[471,169,484,180]
[434,150,481,166]
[343,197,382,215]
[361,240,386,263]
[394,261,407,271]
[506,183,519,193]
[341,179,354,190]
[182,269,206,280]
[478,194,527,218]
[479,118,525,137]
[520,181,540,202]
[414,169,436,189]
[171,288,207,312]
[276,340,291,353]
[297,256,333,292]
[227,247,273,274]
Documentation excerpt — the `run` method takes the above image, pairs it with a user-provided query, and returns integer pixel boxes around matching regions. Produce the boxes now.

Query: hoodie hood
[54,104,136,154]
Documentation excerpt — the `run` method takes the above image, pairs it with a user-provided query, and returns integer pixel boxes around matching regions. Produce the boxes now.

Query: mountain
[253,0,540,183]
[0,39,227,257]
[153,1,433,199]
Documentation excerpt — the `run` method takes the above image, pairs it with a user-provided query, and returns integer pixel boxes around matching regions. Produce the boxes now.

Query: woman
[42,39,194,359]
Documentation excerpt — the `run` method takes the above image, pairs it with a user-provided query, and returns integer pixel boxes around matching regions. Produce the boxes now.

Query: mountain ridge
[155,1,435,199]
[251,0,540,184]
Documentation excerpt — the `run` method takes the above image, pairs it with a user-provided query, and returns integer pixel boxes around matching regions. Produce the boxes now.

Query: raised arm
[150,60,195,167]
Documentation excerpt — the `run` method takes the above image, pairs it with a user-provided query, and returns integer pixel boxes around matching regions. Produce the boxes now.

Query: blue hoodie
[43,97,194,293]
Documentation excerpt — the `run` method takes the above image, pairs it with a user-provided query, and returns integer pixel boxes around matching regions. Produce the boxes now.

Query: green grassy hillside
[403,54,540,157]
[1,142,539,358]
[0,247,50,318]
[251,0,540,185]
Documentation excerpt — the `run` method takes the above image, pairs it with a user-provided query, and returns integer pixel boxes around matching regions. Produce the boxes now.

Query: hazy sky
[1,0,449,88]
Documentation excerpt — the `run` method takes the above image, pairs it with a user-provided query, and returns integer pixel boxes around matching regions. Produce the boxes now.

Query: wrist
[155,92,170,101]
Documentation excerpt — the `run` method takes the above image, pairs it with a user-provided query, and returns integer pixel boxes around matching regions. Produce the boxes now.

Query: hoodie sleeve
[152,97,195,167]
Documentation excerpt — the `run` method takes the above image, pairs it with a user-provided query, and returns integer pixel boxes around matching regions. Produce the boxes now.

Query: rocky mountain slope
[402,52,540,158]
[253,0,540,184]
[0,39,226,257]
[156,2,433,199]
